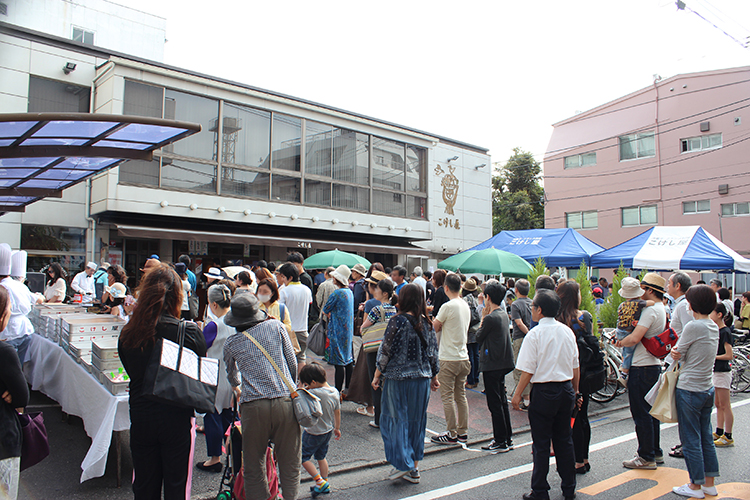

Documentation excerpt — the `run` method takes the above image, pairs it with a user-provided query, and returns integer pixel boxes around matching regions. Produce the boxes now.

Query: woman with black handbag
[118,263,207,500]
[556,281,594,475]
[0,285,29,500]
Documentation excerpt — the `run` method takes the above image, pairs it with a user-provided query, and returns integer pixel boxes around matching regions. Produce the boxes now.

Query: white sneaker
[388,468,409,481]
[701,485,718,496]
[672,483,705,498]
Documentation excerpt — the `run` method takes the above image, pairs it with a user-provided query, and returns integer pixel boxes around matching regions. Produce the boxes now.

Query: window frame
[563,152,597,169]
[682,199,711,215]
[618,131,655,161]
[621,204,658,227]
[71,26,94,45]
[565,210,598,230]
[721,202,750,217]
[680,133,722,154]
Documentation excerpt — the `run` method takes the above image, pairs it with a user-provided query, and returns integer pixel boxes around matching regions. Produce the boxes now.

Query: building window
[721,202,750,217]
[563,152,597,169]
[619,132,655,161]
[72,27,94,45]
[681,133,722,153]
[28,76,90,113]
[622,205,657,226]
[272,114,302,172]
[566,211,598,229]
[682,200,710,214]
[124,80,163,118]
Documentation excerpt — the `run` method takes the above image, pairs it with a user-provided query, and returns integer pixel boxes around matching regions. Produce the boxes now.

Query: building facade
[544,66,750,259]
[0,6,491,285]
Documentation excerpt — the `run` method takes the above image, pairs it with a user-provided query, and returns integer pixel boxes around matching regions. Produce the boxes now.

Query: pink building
[544,66,750,258]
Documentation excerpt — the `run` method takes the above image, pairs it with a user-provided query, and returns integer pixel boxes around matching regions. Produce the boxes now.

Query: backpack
[464,294,481,328]
[573,312,607,394]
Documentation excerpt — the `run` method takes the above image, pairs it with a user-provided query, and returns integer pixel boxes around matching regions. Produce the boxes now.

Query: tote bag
[649,363,679,423]
[361,306,389,354]
[143,320,219,414]
[308,320,327,356]
[18,411,50,471]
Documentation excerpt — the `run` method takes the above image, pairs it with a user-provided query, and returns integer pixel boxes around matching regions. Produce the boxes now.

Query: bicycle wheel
[731,352,750,395]
[591,357,621,403]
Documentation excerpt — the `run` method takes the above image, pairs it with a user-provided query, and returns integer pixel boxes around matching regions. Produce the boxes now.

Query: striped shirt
[223,319,298,404]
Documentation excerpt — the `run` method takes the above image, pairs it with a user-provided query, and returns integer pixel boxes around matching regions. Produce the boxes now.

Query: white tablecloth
[23,334,129,482]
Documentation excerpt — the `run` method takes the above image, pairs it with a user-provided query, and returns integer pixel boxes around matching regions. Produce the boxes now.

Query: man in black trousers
[511,289,580,500]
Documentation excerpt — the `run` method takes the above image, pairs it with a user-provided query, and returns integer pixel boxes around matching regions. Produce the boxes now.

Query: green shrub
[526,257,548,299]
[574,260,598,335]
[599,263,628,329]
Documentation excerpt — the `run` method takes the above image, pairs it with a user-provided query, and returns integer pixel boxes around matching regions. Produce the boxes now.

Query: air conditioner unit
[718,184,729,195]
[700,121,710,132]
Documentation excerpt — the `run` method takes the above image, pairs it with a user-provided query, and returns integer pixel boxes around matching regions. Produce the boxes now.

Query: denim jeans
[467,343,480,385]
[380,378,431,471]
[675,387,720,485]
[627,365,662,461]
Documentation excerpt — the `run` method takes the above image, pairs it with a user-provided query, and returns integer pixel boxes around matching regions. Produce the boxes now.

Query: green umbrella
[304,249,371,270]
[439,248,533,277]
[437,250,478,272]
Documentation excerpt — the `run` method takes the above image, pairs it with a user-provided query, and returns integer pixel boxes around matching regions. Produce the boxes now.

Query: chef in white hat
[1,245,41,363]
[71,261,98,304]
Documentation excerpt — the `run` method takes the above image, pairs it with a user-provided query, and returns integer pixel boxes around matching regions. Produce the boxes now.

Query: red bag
[640,319,679,359]
[233,447,279,500]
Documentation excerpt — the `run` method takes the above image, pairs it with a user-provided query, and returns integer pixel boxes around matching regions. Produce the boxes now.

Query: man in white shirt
[431,273,471,445]
[71,261,97,303]
[512,289,579,500]
[278,262,312,369]
[617,273,667,470]
[412,266,427,297]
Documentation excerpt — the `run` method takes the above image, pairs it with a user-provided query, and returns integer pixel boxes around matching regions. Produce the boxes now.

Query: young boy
[615,277,654,387]
[299,362,341,497]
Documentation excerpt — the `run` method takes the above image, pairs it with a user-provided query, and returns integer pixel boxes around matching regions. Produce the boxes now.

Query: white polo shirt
[516,317,579,384]
[279,281,312,333]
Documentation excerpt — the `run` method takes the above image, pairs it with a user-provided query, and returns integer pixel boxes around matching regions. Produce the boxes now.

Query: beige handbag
[649,363,679,423]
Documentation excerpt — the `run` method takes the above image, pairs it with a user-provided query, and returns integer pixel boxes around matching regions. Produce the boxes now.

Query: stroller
[215,406,279,500]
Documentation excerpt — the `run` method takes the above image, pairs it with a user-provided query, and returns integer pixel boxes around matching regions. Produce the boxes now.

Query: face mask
[257,294,271,303]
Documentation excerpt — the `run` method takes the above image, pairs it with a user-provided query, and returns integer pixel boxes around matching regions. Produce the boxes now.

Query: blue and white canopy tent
[589,225,750,272]
[467,228,605,268]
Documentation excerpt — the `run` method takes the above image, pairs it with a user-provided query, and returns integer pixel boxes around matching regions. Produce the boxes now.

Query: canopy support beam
[0,188,62,198]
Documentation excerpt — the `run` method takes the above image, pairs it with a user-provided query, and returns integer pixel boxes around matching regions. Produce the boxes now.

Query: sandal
[669,448,684,458]
[356,407,375,418]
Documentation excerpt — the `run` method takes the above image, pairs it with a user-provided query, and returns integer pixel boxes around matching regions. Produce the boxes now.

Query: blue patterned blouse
[377,314,439,380]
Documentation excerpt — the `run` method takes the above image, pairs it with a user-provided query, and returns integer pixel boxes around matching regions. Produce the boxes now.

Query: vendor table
[23,334,129,483]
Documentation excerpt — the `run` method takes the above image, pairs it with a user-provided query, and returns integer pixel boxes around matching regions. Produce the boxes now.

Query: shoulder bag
[308,319,327,356]
[361,306,388,354]
[241,330,323,428]
[640,318,679,359]
[142,320,219,414]
[649,363,679,423]
[18,411,50,471]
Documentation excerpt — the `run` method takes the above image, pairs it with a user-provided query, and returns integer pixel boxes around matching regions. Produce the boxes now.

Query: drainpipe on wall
[653,77,664,222]
[85,178,96,264]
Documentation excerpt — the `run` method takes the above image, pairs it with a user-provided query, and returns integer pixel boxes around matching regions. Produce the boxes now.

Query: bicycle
[590,329,627,403]
[731,330,750,394]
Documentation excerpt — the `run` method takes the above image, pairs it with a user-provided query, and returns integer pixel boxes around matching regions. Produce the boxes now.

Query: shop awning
[115,224,431,257]
[0,113,201,213]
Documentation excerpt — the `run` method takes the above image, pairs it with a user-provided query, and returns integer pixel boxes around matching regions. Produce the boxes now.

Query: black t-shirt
[431,287,449,318]
[0,341,29,460]
[714,326,733,372]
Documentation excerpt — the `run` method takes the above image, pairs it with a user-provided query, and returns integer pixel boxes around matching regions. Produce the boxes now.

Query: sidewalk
[307,351,629,477]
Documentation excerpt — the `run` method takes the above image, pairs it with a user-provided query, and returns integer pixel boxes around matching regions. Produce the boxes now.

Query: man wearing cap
[1,246,42,362]
[223,293,300,500]
[278,262,312,370]
[71,261,97,304]
[350,263,368,314]
[616,272,668,469]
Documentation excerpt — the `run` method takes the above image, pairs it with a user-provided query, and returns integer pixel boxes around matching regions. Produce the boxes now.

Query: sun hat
[331,264,351,287]
[224,293,268,328]
[365,270,389,285]
[641,272,667,294]
[108,283,127,299]
[619,277,645,299]
[462,279,477,292]
[206,267,223,280]
[351,263,367,277]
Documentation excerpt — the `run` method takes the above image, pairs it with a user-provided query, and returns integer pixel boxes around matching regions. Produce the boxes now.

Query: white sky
[128,0,750,167]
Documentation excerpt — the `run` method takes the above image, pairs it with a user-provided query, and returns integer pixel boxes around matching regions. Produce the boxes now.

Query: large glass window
[164,90,218,161]
[221,103,271,169]
[333,185,369,212]
[272,114,302,171]
[272,174,300,202]
[119,158,159,186]
[123,81,163,118]
[21,225,86,252]
[406,146,426,192]
[373,190,405,216]
[333,130,369,185]
[407,196,427,219]
[160,158,216,193]
[372,137,405,190]
[619,132,655,161]
[28,76,90,113]
[221,168,269,199]
[305,179,331,206]
[305,121,333,177]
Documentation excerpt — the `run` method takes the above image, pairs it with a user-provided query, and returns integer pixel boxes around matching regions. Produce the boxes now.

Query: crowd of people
[0,240,746,500]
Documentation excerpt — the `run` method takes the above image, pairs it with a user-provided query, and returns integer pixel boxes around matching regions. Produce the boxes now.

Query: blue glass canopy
[0,113,201,213]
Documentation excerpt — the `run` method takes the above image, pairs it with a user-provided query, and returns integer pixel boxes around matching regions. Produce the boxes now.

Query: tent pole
[733,272,736,298]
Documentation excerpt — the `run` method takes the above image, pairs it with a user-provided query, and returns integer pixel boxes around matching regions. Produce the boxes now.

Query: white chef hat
[11,250,27,279]
[0,243,12,275]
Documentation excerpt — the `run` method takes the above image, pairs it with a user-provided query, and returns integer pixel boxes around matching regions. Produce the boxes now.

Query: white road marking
[400,398,750,500]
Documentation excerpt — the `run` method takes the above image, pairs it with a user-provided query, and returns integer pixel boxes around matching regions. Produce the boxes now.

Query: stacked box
[30,304,86,340]
[61,315,125,363]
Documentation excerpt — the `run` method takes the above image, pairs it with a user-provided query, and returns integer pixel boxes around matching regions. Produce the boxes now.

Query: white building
[0,0,492,287]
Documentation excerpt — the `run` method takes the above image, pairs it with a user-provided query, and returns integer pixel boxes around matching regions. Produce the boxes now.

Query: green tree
[492,148,545,234]
[526,257,548,299]
[574,260,598,335]
[599,263,628,329]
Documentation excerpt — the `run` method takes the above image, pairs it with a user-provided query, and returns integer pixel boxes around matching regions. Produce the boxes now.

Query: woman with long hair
[372,284,439,483]
[118,263,207,499]
[44,262,66,303]
[555,280,593,474]
[0,286,29,500]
